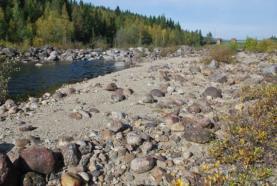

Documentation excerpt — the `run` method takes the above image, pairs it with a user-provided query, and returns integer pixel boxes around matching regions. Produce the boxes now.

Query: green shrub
[244,38,277,53]
[244,37,258,52]
[0,57,18,103]
[229,40,239,51]
[208,45,236,63]
[207,85,277,185]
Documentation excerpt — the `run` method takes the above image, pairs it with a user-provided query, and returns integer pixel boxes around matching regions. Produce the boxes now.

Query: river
[8,60,126,100]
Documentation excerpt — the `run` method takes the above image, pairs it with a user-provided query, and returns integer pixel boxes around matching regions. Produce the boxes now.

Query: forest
[0,0,211,48]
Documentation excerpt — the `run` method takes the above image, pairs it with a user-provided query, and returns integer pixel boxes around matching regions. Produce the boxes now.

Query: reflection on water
[8,60,126,100]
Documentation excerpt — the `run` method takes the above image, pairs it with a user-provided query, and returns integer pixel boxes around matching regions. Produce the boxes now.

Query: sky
[81,0,277,40]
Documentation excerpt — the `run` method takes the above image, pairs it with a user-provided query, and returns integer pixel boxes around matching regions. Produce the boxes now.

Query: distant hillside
[0,0,207,48]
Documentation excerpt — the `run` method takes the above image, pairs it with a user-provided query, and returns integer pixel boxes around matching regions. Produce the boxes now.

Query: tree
[205,32,214,44]
[0,7,6,39]
[35,6,74,45]
[0,0,208,47]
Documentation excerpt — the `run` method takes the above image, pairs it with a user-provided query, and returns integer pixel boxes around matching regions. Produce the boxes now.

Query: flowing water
[8,60,126,100]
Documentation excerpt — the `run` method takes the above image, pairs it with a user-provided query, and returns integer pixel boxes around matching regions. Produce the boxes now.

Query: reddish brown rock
[19,147,56,174]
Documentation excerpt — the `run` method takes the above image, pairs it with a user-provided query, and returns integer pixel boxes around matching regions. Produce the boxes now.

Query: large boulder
[19,147,56,174]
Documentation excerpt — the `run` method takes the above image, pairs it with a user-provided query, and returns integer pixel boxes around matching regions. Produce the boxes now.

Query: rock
[187,103,201,113]
[124,88,134,97]
[15,138,30,148]
[126,132,143,146]
[61,173,82,186]
[262,64,277,76]
[150,89,165,97]
[183,126,215,144]
[8,106,18,114]
[35,63,43,67]
[208,59,219,69]
[202,87,222,98]
[69,112,82,120]
[78,110,91,118]
[89,108,100,113]
[170,122,185,132]
[58,136,74,147]
[61,144,81,167]
[2,48,17,57]
[105,83,118,91]
[107,120,124,133]
[47,51,59,61]
[141,141,153,155]
[189,66,201,74]
[100,129,113,141]
[111,111,125,121]
[111,90,126,102]
[211,73,228,83]
[130,157,156,174]
[197,118,215,129]
[0,153,18,186]
[4,99,16,110]
[18,125,37,132]
[64,88,76,95]
[114,62,125,67]
[75,141,92,155]
[52,92,65,100]
[19,147,56,174]
[0,106,7,114]
[22,172,46,186]
[164,114,180,125]
[78,172,90,182]
[142,94,155,103]
[151,167,166,183]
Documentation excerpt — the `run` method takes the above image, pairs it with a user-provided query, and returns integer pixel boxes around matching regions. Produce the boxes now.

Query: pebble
[69,112,83,120]
[150,89,165,97]
[78,172,90,182]
[18,125,36,132]
[169,122,185,132]
[130,157,156,173]
[107,120,124,133]
[202,87,222,98]
[126,131,143,146]
[105,83,118,91]
[61,144,81,166]
[22,172,46,186]
[142,94,155,103]
[61,173,82,186]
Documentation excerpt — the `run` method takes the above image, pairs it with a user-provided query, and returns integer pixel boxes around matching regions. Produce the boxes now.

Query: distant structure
[216,38,222,45]
[231,38,237,43]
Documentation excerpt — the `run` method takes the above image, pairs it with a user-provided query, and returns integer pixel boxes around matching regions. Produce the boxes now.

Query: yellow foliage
[207,84,277,184]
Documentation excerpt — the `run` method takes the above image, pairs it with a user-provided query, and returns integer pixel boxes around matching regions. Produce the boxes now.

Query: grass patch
[205,84,277,185]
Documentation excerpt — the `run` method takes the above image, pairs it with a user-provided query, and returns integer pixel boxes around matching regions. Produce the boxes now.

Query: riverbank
[0,51,276,185]
[0,45,196,65]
